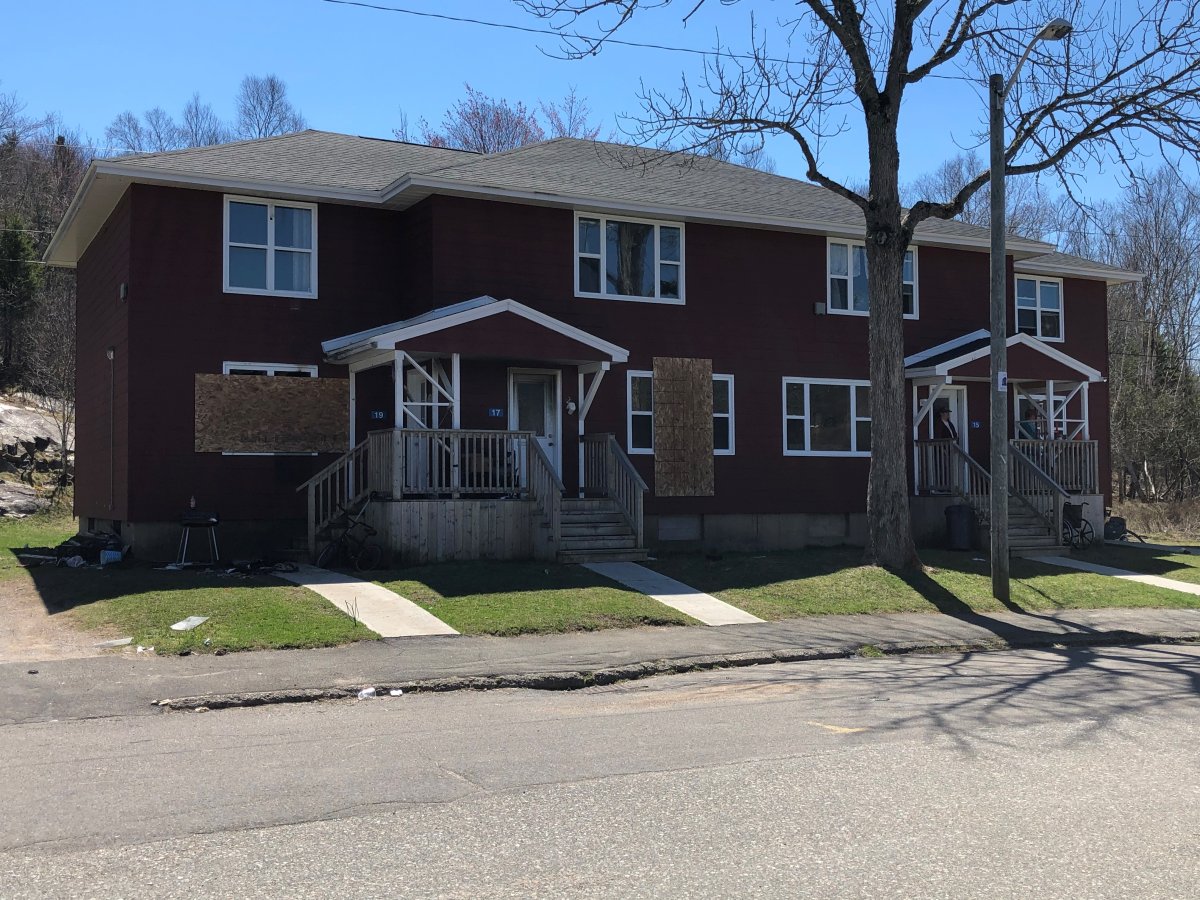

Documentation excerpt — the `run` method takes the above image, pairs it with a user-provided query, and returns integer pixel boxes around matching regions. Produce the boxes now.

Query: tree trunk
[862,116,920,570]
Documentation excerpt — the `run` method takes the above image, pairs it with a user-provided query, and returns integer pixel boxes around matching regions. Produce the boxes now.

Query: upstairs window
[577,213,683,304]
[1015,276,1063,341]
[224,197,317,298]
[827,240,917,318]
[783,378,872,456]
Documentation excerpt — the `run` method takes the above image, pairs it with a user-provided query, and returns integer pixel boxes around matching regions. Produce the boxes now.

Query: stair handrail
[527,436,563,546]
[1008,444,1069,539]
[602,434,647,548]
[296,437,373,554]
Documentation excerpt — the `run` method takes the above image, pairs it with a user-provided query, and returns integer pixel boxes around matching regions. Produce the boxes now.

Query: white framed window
[827,239,917,319]
[223,196,318,298]
[783,378,872,457]
[1015,275,1063,342]
[713,374,735,455]
[576,212,684,304]
[627,370,735,456]
[627,370,654,454]
[223,361,318,377]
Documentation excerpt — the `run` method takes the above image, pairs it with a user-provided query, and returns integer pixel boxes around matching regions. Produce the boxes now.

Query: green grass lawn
[378,561,697,636]
[0,509,76,581]
[65,567,377,653]
[645,547,1197,621]
[1084,543,1200,586]
[0,510,375,654]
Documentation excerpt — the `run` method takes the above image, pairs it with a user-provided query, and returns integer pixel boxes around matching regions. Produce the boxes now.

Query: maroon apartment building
[46,131,1139,562]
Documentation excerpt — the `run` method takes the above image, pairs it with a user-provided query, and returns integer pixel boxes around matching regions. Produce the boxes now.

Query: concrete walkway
[275,565,459,637]
[583,561,764,626]
[1031,556,1200,597]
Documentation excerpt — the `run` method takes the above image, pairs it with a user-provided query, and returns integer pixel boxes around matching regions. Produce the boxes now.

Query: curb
[152,628,1200,712]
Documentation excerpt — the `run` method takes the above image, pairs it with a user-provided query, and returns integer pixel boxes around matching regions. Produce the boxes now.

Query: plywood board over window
[652,357,714,496]
[195,374,349,453]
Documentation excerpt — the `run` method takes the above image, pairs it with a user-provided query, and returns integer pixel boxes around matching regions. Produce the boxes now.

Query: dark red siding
[124,184,415,522]
[75,189,132,522]
[75,184,1114,528]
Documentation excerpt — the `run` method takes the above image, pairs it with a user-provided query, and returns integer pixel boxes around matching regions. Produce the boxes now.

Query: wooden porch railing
[1009,444,1069,538]
[583,433,648,547]
[1009,439,1098,494]
[395,428,529,497]
[915,439,992,523]
[527,437,563,547]
[296,436,378,554]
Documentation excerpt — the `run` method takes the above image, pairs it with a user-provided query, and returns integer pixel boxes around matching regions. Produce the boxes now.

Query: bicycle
[1062,500,1095,551]
[315,496,383,571]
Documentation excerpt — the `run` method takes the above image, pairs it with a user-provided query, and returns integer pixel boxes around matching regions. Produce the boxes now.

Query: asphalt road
[2,644,1198,898]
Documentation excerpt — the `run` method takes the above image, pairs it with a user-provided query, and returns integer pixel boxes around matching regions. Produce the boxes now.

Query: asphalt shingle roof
[112,130,472,192]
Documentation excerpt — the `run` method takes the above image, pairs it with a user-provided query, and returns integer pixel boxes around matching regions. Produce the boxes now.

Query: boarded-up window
[652,357,714,496]
[195,373,349,453]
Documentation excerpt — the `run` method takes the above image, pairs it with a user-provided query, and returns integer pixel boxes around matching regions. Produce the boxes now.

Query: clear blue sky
[0,0,1165,202]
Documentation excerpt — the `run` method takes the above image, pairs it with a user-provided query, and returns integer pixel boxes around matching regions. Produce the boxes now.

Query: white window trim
[574,211,685,305]
[223,195,318,299]
[713,373,735,456]
[1014,274,1065,343]
[825,238,919,320]
[782,377,872,457]
[627,369,654,455]
[221,361,318,456]
[223,361,318,377]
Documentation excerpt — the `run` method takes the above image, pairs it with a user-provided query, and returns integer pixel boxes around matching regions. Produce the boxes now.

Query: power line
[314,0,1061,87]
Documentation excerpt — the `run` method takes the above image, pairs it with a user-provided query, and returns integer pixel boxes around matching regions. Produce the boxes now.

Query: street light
[989,17,1072,601]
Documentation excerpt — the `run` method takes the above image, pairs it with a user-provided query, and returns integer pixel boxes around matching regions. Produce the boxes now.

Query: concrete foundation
[646,512,867,552]
[87,518,306,563]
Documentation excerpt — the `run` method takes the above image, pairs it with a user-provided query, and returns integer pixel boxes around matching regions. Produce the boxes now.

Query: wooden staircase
[557,498,648,563]
[1006,506,1062,556]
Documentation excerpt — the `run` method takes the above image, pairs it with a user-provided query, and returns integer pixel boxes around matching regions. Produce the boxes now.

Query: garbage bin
[945,504,974,551]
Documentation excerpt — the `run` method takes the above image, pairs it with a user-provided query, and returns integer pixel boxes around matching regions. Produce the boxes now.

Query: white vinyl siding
[224,196,317,299]
[783,378,872,457]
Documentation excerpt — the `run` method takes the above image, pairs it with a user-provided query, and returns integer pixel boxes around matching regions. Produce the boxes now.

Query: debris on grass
[94,636,133,648]
[170,615,209,631]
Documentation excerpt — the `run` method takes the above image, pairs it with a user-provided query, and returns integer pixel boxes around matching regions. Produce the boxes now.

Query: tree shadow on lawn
[376,559,648,599]
[6,552,287,615]
[1079,543,1200,579]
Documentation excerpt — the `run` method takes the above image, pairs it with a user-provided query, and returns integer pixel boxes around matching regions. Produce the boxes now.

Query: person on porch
[1019,406,1041,439]
[935,407,959,443]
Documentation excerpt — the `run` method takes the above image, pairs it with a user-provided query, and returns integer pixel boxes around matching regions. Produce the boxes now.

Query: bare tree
[908,152,1056,240]
[22,268,75,488]
[181,93,229,147]
[518,0,1200,569]
[235,74,306,139]
[417,84,545,153]
[541,86,604,139]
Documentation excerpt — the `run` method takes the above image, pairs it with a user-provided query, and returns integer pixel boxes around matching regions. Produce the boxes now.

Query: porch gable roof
[905,330,1102,382]
[322,295,630,364]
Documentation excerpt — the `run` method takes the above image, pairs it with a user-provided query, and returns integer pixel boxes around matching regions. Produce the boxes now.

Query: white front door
[509,371,561,477]
[927,385,968,451]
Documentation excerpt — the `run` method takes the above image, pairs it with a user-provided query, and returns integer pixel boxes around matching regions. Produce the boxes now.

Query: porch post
[578,369,586,499]
[1046,379,1055,437]
[393,351,404,428]
[348,368,357,450]
[451,353,461,429]
[1081,382,1090,440]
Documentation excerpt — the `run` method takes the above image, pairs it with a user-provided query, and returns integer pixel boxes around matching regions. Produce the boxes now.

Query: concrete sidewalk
[5,607,1199,725]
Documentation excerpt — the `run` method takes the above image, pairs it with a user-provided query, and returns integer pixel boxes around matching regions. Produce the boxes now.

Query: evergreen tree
[0,216,40,382]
